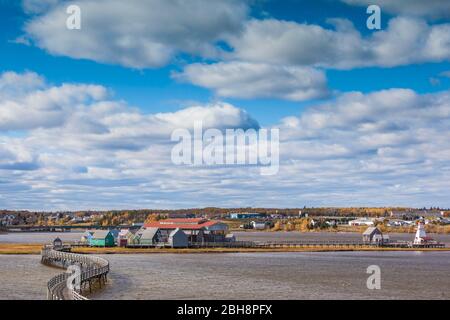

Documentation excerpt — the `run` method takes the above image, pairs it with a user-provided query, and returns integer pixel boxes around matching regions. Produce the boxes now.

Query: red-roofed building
[144,218,229,242]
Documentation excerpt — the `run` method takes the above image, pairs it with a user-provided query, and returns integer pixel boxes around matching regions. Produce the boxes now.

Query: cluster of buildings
[348,213,450,228]
[228,212,282,230]
[0,214,16,226]
[362,221,440,246]
[348,218,375,226]
[47,212,98,224]
[80,218,233,248]
[228,213,266,219]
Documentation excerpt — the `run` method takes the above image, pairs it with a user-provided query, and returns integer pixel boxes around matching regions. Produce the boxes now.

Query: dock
[124,240,445,249]
[41,244,110,300]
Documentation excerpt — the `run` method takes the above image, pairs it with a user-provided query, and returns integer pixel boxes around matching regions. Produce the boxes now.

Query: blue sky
[0,0,450,210]
[1,0,449,124]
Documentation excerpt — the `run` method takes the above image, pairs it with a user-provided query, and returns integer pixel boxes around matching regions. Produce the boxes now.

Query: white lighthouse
[414,221,427,244]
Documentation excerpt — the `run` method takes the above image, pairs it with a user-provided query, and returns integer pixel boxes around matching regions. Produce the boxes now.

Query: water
[0,252,448,300]
[91,252,449,300]
[0,232,449,300]
[0,231,83,244]
[0,255,60,300]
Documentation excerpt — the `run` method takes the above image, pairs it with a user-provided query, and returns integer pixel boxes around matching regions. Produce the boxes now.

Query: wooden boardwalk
[41,245,109,300]
[123,239,445,249]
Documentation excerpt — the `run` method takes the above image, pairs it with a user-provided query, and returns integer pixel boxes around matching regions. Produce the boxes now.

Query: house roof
[160,218,206,224]
[169,228,186,237]
[145,218,223,230]
[92,230,111,239]
[139,227,159,240]
[119,229,135,236]
[363,227,379,235]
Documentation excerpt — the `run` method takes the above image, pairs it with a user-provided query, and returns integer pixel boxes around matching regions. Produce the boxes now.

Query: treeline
[1,207,449,227]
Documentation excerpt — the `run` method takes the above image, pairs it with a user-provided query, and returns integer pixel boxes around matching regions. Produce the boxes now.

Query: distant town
[1,207,449,233]
[2,207,449,301]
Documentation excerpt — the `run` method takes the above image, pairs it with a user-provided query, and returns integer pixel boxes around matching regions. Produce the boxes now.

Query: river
[0,252,448,300]
[0,232,449,300]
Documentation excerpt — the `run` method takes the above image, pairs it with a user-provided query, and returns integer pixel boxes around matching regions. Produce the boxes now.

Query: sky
[0,0,450,210]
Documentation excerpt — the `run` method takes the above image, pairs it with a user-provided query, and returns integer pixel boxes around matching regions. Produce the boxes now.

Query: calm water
[0,231,83,244]
[0,252,448,300]
[0,255,60,300]
[0,232,449,300]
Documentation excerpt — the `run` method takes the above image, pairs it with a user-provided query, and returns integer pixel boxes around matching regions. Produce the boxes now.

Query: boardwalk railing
[41,245,109,300]
[188,240,374,248]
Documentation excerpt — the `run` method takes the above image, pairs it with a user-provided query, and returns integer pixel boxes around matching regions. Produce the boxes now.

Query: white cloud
[227,17,450,69]
[21,1,450,72]
[342,0,450,19]
[2,71,450,209]
[279,88,450,165]
[22,0,59,14]
[153,102,259,131]
[0,71,45,99]
[23,0,249,68]
[0,71,107,131]
[174,61,330,101]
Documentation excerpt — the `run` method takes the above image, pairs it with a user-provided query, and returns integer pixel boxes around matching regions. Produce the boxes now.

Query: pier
[41,245,109,300]
[125,240,445,249]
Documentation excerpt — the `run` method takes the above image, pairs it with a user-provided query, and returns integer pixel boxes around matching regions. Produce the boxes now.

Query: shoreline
[1,243,449,255]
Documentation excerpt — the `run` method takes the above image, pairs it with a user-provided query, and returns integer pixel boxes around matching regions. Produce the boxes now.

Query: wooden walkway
[189,240,375,248]
[41,245,109,300]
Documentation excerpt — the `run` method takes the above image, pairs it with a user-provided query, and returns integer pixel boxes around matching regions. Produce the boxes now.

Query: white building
[414,221,433,244]
[251,221,268,230]
[348,218,374,226]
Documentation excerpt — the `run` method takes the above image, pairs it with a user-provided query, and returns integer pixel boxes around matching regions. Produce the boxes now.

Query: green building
[133,227,161,246]
[90,230,115,247]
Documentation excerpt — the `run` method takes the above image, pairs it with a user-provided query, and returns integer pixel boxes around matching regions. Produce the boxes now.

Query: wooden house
[80,230,94,244]
[144,218,229,243]
[53,237,63,249]
[134,227,161,245]
[90,230,115,247]
[118,229,135,247]
[168,228,188,248]
[363,227,383,243]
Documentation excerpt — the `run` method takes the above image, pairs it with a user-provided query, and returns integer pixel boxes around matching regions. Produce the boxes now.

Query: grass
[0,244,43,254]
[0,243,448,255]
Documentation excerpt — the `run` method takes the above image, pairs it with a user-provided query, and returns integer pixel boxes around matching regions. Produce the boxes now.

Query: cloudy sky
[1,0,450,210]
